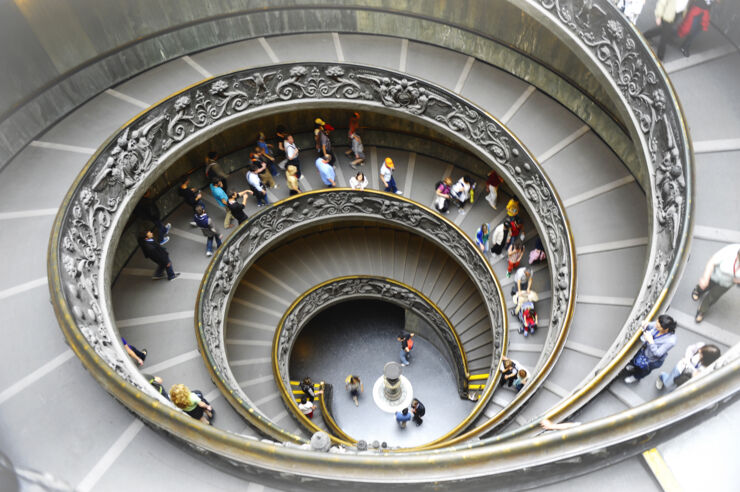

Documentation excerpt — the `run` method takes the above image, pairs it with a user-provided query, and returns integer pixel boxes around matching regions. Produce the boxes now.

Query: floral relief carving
[54,62,576,425]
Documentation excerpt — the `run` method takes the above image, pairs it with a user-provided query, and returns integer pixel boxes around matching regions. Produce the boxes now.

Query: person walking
[620,314,678,384]
[133,192,170,245]
[226,190,252,225]
[506,239,525,278]
[193,205,223,257]
[490,220,510,256]
[450,175,473,213]
[434,177,453,214]
[256,132,280,176]
[485,169,503,210]
[499,356,521,388]
[300,377,322,402]
[346,132,365,168]
[380,157,402,194]
[656,343,721,392]
[138,228,179,280]
[315,155,336,188]
[246,166,270,207]
[349,171,368,191]
[397,332,415,366]
[411,398,425,426]
[316,118,335,165]
[169,384,214,425]
[643,0,684,60]
[286,164,301,196]
[691,244,739,323]
[298,396,315,419]
[204,152,229,191]
[177,177,204,212]
[395,408,412,428]
[475,223,490,254]
[345,375,364,406]
[209,179,236,228]
[284,134,301,178]
[677,0,713,57]
[122,337,146,366]
[251,149,277,189]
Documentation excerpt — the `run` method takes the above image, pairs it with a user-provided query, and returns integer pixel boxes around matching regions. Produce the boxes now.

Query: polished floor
[290,300,476,447]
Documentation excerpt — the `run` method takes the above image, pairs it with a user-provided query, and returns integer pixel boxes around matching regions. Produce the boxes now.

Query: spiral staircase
[1,1,739,491]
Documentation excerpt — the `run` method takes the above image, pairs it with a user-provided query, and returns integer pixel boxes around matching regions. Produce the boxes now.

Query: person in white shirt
[349,171,368,190]
[284,134,301,178]
[656,342,721,391]
[246,167,269,206]
[380,157,401,194]
[691,244,740,323]
[297,396,315,419]
[450,175,472,213]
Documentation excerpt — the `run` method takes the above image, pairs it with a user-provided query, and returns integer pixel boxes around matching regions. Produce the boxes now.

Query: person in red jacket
[677,0,713,57]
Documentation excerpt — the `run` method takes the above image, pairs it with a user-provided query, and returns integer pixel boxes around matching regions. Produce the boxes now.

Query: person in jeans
[642,0,684,60]
[226,190,252,225]
[691,244,739,323]
[620,314,677,384]
[122,337,146,366]
[246,166,270,206]
[177,177,204,212]
[284,134,301,178]
[194,205,222,257]
[345,375,364,407]
[380,157,401,194]
[656,343,721,391]
[169,384,213,425]
[209,179,235,228]
[397,332,415,366]
[315,155,336,188]
[133,192,170,245]
[138,229,179,281]
[411,398,425,426]
[204,152,229,191]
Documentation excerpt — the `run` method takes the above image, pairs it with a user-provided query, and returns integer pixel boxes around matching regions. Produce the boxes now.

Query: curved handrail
[40,0,710,481]
[271,275,472,445]
[318,383,357,444]
[197,190,507,445]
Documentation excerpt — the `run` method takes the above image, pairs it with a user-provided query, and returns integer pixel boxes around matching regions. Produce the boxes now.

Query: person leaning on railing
[619,315,677,384]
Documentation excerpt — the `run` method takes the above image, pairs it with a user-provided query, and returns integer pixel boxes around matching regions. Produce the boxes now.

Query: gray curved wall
[0,0,625,171]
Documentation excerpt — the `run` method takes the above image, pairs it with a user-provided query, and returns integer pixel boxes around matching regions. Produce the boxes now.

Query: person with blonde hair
[286,164,301,196]
[169,384,213,424]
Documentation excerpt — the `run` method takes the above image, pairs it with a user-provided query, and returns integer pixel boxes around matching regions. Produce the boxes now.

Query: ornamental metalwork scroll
[197,190,506,431]
[275,277,469,398]
[525,0,692,393]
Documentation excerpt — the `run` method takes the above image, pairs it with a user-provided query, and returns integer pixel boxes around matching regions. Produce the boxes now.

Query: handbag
[710,264,734,288]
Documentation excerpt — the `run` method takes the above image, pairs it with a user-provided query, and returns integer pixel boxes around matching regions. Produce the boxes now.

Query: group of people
[616,0,717,60]
[395,399,426,428]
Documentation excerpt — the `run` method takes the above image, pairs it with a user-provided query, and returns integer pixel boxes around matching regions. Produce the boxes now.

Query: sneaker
[395,190,403,195]
[353,396,359,407]
[458,208,466,215]
[164,223,171,235]
[159,236,170,245]
[168,273,181,281]
[655,377,664,391]
[206,251,213,257]
[623,376,637,384]
[401,362,409,366]
[152,275,165,280]
[523,330,528,337]
[189,221,197,227]
[506,272,511,278]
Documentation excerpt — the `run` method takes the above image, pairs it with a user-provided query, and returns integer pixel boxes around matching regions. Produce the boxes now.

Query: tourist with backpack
[194,205,223,257]
[434,177,453,214]
[620,315,678,384]
[397,332,415,366]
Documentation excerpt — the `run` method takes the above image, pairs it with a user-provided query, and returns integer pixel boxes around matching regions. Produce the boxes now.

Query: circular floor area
[289,300,476,447]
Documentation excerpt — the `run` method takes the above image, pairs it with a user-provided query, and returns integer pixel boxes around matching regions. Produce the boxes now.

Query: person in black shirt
[133,192,170,245]
[137,229,179,280]
[177,177,204,211]
[226,190,252,224]
[411,398,425,426]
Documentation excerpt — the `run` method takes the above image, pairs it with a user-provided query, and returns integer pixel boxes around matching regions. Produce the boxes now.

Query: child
[518,302,538,337]
[193,205,222,257]
[529,237,546,265]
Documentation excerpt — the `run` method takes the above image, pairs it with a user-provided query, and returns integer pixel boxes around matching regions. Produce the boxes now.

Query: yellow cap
[315,118,325,125]
[385,157,394,168]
